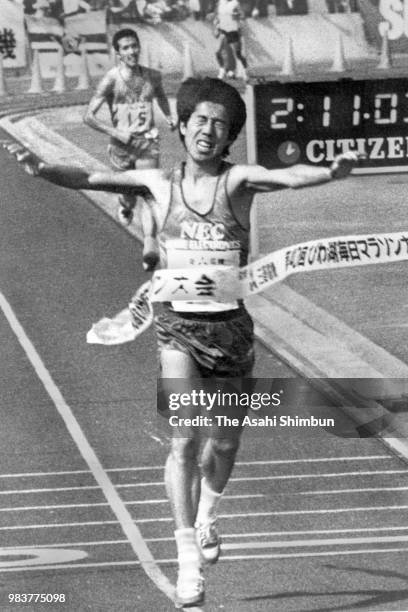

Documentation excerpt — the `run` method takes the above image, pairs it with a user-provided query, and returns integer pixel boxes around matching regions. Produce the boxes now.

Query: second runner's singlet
[159,162,249,312]
[107,66,157,145]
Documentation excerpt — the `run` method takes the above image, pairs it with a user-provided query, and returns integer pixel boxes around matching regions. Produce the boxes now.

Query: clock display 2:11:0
[269,92,407,131]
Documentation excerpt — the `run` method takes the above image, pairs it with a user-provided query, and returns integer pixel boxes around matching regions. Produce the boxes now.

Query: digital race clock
[248,77,408,174]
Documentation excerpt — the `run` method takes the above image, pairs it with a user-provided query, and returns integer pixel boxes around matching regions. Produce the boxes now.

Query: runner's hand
[2,141,43,176]
[114,128,134,145]
[330,151,364,179]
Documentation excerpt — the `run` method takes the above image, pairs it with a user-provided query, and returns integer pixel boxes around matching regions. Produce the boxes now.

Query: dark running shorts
[154,305,255,377]
[108,137,160,169]
[219,29,240,44]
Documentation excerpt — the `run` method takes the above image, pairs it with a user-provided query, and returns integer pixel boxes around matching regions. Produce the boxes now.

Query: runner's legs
[160,348,204,606]
[161,348,202,528]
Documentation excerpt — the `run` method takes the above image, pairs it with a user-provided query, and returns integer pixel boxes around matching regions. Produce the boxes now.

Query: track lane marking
[0,456,392,479]
[0,292,176,602]
[230,470,408,481]
[235,456,391,465]
[1,547,408,573]
[4,504,408,531]
[2,468,406,495]
[293,486,408,495]
[3,535,408,555]
[0,493,265,513]
[8,525,408,550]
[0,467,164,478]
[224,535,408,549]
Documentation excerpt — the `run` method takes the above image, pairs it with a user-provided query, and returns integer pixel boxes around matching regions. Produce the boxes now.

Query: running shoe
[175,565,205,608]
[227,70,236,79]
[217,68,226,80]
[195,519,221,565]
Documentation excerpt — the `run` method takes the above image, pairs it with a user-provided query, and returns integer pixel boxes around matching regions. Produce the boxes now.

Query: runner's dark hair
[176,78,246,157]
[112,28,140,51]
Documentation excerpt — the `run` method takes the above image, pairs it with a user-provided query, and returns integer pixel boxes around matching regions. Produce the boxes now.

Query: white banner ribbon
[150,231,408,302]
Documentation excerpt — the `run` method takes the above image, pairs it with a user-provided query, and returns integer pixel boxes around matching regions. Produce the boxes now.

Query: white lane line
[0,455,391,479]
[3,468,406,495]
[3,504,408,531]
[8,526,408,550]
[235,456,391,466]
[0,292,175,602]
[0,493,264,513]
[0,486,102,495]
[118,505,408,521]
[224,534,408,549]
[230,470,408,482]
[0,520,120,531]
[293,486,408,495]
[0,466,164,479]
[219,548,408,561]
[1,546,408,573]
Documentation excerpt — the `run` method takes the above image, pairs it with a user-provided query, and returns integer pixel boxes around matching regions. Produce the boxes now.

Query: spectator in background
[31,0,52,18]
[214,0,248,81]
[189,0,202,19]
[23,0,36,15]
[61,0,91,16]
[106,0,143,30]
[143,0,173,23]
[189,0,212,20]
[47,0,90,25]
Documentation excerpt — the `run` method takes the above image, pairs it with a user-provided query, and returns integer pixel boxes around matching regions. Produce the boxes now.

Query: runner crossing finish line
[3,77,362,608]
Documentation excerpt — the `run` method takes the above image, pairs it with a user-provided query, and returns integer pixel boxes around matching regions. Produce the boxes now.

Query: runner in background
[4,78,358,608]
[84,28,175,271]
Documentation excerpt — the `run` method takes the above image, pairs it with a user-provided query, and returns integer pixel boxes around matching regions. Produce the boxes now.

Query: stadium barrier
[0,33,394,99]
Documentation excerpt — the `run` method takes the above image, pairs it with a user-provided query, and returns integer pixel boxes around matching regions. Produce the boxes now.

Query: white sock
[174,527,201,566]
[195,478,223,525]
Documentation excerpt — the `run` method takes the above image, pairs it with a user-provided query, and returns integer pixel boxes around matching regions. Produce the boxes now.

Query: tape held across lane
[87,230,408,344]
[150,231,408,302]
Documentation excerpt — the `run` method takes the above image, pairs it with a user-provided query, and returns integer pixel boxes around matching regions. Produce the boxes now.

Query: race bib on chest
[166,220,241,268]
[166,238,240,268]
[116,101,153,132]
[165,221,241,311]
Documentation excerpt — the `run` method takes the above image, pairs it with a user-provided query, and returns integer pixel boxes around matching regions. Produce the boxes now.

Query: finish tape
[150,231,408,302]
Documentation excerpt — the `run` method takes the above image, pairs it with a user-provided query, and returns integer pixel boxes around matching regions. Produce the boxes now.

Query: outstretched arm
[3,143,152,198]
[238,152,360,192]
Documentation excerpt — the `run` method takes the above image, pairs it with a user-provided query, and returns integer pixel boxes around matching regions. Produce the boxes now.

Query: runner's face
[181,101,231,162]
[117,36,140,68]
